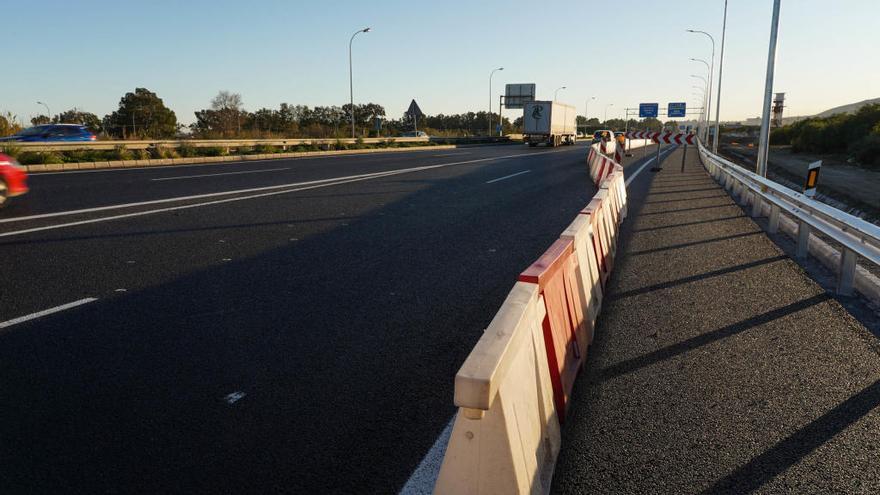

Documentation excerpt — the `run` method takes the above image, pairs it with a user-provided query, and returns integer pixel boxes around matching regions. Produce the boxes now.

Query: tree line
[770,103,880,168]
[0,87,682,140]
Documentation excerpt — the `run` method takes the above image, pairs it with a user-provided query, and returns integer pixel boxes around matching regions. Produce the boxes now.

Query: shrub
[63,150,104,163]
[334,139,348,150]
[254,144,277,153]
[150,145,178,159]
[133,149,151,160]
[17,152,63,165]
[355,137,364,147]
[177,142,197,157]
[850,133,880,169]
[109,145,133,161]
[0,144,22,157]
[200,146,227,157]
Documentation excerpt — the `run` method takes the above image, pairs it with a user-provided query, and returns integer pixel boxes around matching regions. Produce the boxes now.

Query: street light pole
[488,67,503,136]
[692,87,707,133]
[604,103,614,124]
[691,59,711,138]
[349,27,371,139]
[691,75,708,137]
[585,96,595,134]
[713,0,729,153]
[553,86,566,101]
[36,101,51,121]
[757,0,782,177]
[687,29,715,142]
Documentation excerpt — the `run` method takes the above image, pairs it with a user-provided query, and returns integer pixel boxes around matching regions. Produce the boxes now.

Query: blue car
[0,124,96,142]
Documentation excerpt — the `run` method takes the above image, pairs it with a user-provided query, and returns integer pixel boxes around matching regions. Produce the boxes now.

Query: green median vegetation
[770,103,880,169]
[0,139,448,166]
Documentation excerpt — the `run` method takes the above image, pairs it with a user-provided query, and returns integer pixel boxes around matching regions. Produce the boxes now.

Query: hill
[815,97,880,118]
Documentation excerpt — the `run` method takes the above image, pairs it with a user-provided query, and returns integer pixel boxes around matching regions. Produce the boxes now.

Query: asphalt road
[552,146,880,494]
[0,143,632,493]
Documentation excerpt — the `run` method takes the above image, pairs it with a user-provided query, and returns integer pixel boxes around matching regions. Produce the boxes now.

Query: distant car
[591,130,613,143]
[0,153,29,209]
[0,124,96,142]
[400,131,429,138]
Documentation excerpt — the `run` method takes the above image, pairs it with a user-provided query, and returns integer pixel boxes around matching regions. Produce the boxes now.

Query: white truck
[523,101,577,147]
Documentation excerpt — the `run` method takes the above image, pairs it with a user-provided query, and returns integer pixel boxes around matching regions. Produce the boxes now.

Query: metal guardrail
[0,135,513,152]
[698,140,880,294]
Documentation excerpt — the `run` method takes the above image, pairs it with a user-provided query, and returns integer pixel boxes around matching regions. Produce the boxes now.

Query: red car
[0,153,28,208]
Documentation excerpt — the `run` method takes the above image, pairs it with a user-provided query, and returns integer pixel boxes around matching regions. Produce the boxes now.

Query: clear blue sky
[2,0,877,126]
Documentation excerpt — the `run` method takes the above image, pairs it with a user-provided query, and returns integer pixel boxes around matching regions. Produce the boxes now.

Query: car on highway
[400,131,429,138]
[592,130,613,143]
[0,153,29,208]
[0,124,97,142]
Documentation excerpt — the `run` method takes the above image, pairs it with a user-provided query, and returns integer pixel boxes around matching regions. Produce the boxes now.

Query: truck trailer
[522,101,577,147]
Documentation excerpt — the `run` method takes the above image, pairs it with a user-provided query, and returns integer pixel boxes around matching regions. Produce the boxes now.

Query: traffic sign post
[668,102,687,118]
[639,103,659,118]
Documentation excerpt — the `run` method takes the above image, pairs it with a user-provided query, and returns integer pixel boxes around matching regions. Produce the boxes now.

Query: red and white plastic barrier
[435,144,629,494]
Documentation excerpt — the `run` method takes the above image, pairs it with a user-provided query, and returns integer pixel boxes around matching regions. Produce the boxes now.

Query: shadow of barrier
[434,143,626,494]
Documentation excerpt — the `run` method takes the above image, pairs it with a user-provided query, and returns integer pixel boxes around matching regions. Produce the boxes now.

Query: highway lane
[0,142,613,493]
[1,145,547,218]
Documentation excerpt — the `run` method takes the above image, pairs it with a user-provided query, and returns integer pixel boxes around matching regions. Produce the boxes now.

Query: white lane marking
[0,148,575,238]
[0,172,406,225]
[485,169,531,184]
[399,417,454,494]
[151,167,289,181]
[0,298,98,330]
[224,391,247,404]
[624,146,677,187]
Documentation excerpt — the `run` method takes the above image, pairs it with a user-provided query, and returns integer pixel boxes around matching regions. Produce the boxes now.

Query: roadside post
[803,160,822,198]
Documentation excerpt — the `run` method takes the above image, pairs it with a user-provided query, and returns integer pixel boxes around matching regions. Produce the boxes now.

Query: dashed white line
[399,417,454,494]
[0,298,98,331]
[151,167,289,181]
[486,169,531,184]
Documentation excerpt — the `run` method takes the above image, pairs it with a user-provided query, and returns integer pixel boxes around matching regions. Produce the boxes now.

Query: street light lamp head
[362,27,371,33]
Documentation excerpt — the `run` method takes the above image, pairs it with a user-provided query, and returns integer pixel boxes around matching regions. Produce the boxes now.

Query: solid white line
[398,417,454,495]
[624,146,677,187]
[151,167,289,181]
[0,298,98,330]
[485,169,531,184]
[0,148,574,238]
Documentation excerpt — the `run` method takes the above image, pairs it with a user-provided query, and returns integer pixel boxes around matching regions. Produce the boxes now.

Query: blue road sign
[639,103,659,118]
[668,102,687,118]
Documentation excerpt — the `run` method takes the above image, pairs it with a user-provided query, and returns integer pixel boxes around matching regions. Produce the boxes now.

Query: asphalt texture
[551,146,880,493]
[0,143,612,494]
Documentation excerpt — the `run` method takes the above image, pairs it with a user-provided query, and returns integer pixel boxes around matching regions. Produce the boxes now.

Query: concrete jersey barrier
[434,142,628,494]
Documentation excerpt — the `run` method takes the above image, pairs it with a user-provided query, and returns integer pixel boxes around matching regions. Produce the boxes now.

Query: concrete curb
[23,144,464,173]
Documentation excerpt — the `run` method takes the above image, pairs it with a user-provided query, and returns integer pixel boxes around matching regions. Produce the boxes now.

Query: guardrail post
[796,220,810,259]
[768,205,781,233]
[750,195,762,217]
[837,248,857,295]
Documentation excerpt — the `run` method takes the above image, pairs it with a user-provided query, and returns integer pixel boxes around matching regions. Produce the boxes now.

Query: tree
[31,115,51,126]
[0,111,22,137]
[104,88,178,139]
[209,90,245,136]
[54,109,103,133]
